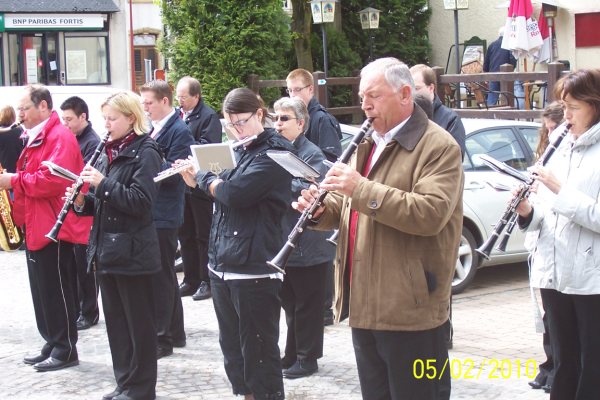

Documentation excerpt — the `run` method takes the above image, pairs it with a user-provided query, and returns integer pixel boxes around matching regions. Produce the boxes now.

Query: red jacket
[11,111,91,250]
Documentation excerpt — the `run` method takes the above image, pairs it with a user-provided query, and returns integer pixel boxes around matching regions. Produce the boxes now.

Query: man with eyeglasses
[286,68,342,328]
[175,76,222,302]
[140,79,194,359]
[0,84,85,371]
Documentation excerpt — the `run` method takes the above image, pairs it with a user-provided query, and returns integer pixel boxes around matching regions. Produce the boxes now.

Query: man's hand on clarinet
[293,184,325,219]
[65,183,85,208]
[320,162,361,197]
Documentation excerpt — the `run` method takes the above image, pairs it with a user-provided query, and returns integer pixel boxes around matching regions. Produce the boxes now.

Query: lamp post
[310,0,337,78]
[542,2,558,62]
[359,7,380,62]
[443,0,468,108]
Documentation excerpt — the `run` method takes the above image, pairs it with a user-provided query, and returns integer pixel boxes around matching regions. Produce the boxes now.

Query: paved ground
[0,250,550,400]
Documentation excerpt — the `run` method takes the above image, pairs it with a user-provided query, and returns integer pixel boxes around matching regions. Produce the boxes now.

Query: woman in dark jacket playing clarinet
[179,88,293,400]
[69,91,162,400]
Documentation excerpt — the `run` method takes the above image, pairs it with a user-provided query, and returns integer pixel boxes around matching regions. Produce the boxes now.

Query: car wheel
[174,240,183,273]
[452,227,480,294]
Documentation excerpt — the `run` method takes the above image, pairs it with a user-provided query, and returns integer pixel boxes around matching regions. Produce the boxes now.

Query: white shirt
[208,265,283,281]
[25,117,50,147]
[370,117,410,169]
[151,108,176,139]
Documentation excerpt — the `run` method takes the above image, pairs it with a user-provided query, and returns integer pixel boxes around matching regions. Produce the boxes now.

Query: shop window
[64,35,109,84]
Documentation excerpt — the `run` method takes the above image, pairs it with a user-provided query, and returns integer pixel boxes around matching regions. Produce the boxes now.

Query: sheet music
[479,154,529,184]
[190,143,237,174]
[42,161,78,182]
[266,150,320,181]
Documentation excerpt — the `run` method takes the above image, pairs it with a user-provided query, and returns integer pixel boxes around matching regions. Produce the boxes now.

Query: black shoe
[323,315,334,326]
[179,282,199,297]
[542,384,551,393]
[281,355,297,370]
[283,359,318,379]
[102,387,123,400]
[77,316,96,331]
[192,282,211,301]
[528,379,544,389]
[156,345,173,359]
[33,357,79,372]
[112,394,135,400]
[23,353,49,365]
[173,338,186,348]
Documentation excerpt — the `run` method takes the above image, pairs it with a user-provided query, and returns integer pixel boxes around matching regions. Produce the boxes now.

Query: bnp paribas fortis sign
[0,13,105,31]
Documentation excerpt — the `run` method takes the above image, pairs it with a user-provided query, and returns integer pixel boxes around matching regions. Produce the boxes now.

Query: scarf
[105,131,137,163]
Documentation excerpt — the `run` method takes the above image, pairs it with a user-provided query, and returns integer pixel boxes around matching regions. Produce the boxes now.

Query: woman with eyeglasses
[179,88,294,400]
[273,97,334,379]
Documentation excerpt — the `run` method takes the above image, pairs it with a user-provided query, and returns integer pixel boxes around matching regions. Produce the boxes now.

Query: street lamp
[310,0,338,78]
[542,2,558,62]
[358,7,381,62]
[443,0,469,108]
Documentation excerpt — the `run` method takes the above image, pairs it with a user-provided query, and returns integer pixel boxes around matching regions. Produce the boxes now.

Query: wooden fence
[247,61,567,121]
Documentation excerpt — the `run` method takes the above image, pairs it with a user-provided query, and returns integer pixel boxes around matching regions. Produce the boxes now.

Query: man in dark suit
[141,80,194,358]
[175,76,222,301]
[60,96,100,331]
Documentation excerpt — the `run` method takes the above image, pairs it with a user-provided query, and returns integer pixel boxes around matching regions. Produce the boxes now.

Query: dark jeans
[210,273,284,400]
[153,228,186,349]
[541,289,600,400]
[26,241,78,361]
[179,194,212,287]
[323,261,334,319]
[100,273,157,400]
[72,243,99,323]
[352,324,450,400]
[280,262,328,362]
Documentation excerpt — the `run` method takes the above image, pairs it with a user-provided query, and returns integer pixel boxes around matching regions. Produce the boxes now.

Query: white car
[340,118,540,294]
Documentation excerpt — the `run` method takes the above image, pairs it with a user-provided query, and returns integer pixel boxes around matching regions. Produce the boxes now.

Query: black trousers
[541,288,600,400]
[210,273,284,400]
[153,228,186,349]
[99,273,157,400]
[536,290,555,387]
[179,193,212,287]
[72,243,99,323]
[26,240,78,361]
[352,324,450,400]
[323,261,334,318]
[280,262,328,362]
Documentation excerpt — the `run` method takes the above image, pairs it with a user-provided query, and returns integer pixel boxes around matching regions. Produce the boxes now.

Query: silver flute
[153,135,258,182]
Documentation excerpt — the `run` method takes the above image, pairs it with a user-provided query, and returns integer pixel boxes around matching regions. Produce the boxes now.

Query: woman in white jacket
[516,69,600,400]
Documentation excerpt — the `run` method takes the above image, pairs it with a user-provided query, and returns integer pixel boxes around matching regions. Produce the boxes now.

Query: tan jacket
[317,106,463,331]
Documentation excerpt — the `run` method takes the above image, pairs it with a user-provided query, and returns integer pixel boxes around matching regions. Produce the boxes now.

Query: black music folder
[266,150,321,182]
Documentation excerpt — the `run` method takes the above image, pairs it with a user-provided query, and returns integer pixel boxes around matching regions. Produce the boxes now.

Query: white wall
[108,0,131,89]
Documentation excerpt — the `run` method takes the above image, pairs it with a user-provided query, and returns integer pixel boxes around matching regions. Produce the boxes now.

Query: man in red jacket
[0,85,86,372]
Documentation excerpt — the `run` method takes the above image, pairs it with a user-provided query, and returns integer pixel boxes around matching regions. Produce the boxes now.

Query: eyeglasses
[224,112,256,129]
[17,104,34,112]
[274,115,297,122]
[286,85,311,94]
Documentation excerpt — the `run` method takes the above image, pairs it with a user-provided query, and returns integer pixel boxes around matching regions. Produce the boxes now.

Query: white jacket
[525,121,600,294]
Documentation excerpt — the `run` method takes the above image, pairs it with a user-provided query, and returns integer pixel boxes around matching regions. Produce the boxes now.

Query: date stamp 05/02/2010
[413,358,538,380]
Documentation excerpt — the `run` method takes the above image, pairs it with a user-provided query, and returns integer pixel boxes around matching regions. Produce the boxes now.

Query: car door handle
[464,181,486,190]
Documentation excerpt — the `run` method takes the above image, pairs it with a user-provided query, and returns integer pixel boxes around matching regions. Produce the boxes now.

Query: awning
[0,0,119,13]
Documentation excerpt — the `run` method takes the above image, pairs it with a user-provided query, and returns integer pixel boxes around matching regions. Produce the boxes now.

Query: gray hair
[361,57,415,93]
[273,97,309,133]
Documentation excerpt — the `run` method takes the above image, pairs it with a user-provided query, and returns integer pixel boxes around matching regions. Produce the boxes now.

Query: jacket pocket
[98,232,134,265]
[219,229,252,266]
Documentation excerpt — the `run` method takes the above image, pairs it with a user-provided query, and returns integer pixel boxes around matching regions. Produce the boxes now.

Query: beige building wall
[427,0,600,73]
[109,0,130,89]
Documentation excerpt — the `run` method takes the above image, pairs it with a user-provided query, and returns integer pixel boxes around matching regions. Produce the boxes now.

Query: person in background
[0,85,85,372]
[286,68,341,326]
[410,64,466,158]
[516,69,600,400]
[178,88,293,400]
[175,76,222,301]
[294,58,463,400]
[0,105,24,174]
[273,97,334,379]
[140,80,193,357]
[70,91,162,400]
[60,96,100,331]
[483,26,518,107]
[525,101,563,394]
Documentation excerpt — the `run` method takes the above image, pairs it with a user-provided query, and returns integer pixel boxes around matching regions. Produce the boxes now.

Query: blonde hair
[0,105,16,127]
[286,68,314,87]
[101,91,149,136]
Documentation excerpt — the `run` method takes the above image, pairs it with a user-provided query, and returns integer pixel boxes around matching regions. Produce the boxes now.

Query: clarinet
[267,118,374,273]
[46,132,111,242]
[476,123,571,259]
